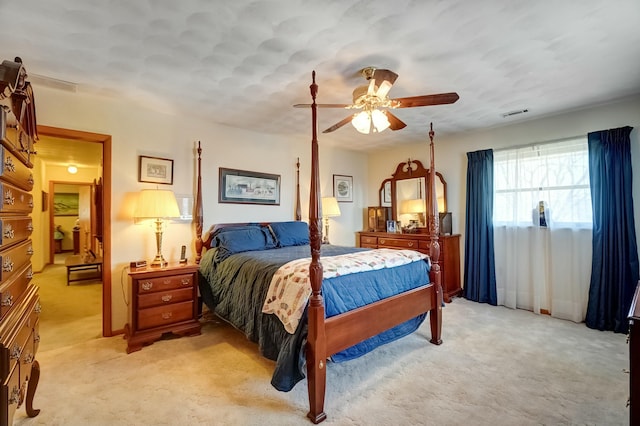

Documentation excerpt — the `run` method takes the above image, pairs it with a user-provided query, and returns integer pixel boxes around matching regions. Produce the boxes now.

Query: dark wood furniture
[125,263,201,354]
[358,231,461,302]
[0,57,41,425]
[72,228,80,254]
[628,281,640,425]
[366,206,392,232]
[64,255,102,285]
[194,72,444,424]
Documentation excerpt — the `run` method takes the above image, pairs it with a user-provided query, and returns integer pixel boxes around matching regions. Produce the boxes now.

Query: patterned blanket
[262,248,428,333]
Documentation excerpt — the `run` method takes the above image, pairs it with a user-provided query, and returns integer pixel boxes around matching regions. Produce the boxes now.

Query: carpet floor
[15,261,630,425]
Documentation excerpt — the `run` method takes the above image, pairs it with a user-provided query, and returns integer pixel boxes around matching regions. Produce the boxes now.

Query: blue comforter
[198,244,430,391]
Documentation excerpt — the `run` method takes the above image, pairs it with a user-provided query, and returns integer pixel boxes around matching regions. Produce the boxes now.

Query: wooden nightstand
[125,263,201,353]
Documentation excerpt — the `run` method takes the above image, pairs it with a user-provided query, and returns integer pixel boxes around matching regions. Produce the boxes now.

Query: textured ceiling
[1,0,639,151]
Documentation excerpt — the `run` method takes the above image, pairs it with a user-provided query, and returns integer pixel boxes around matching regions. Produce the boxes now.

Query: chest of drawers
[0,60,40,426]
[358,231,462,302]
[126,264,201,353]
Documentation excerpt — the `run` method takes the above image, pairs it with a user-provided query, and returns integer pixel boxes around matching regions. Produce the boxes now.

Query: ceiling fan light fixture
[371,109,390,132]
[352,111,371,134]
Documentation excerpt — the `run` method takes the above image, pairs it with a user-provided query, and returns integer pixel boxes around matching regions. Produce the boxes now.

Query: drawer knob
[26,222,33,231]
[161,312,173,320]
[1,292,13,307]
[380,239,386,244]
[162,279,171,285]
[27,174,34,185]
[4,189,14,205]
[141,281,153,291]
[27,245,33,255]
[161,294,173,303]
[10,344,21,360]
[181,278,190,286]
[34,333,40,343]
[3,256,14,272]
[8,385,20,405]
[26,266,33,279]
[35,302,42,314]
[4,156,15,172]
[408,242,414,247]
[23,352,34,364]
[3,223,14,239]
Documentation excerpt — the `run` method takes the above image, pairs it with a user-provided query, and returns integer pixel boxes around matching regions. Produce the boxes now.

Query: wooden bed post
[427,123,443,344]
[296,157,302,221]
[195,141,203,264]
[306,71,328,424]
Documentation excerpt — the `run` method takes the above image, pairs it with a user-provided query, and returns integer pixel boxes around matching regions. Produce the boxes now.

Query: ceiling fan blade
[373,69,398,98]
[322,115,354,133]
[293,103,353,108]
[383,111,407,131]
[392,92,459,108]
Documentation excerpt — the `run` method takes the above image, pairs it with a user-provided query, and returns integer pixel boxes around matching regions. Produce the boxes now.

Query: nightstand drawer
[137,301,193,330]
[137,273,194,294]
[377,237,419,249]
[138,287,193,309]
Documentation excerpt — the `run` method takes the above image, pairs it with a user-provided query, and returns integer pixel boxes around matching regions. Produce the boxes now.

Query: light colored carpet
[16,263,629,425]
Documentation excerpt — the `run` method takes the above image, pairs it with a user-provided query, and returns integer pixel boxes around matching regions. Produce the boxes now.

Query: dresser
[358,231,462,302]
[125,264,201,353]
[0,58,41,425]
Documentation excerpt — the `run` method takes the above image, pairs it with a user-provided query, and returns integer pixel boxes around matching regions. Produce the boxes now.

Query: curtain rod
[493,134,586,153]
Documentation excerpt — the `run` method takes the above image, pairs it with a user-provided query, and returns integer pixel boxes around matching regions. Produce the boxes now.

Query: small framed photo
[139,155,173,185]
[386,220,396,233]
[333,174,353,202]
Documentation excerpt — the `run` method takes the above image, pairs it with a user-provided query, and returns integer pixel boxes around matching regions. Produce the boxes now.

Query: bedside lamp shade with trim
[134,189,180,267]
[321,196,341,244]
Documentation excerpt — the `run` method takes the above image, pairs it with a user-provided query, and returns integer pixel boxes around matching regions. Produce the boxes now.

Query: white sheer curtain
[493,138,592,322]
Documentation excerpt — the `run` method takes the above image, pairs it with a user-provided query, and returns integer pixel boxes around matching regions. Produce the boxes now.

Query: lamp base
[150,254,168,268]
[322,218,330,245]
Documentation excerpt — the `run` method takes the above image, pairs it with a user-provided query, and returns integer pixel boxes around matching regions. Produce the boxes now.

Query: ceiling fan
[294,67,459,134]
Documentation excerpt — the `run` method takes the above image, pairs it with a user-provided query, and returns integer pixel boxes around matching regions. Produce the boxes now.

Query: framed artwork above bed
[219,167,281,205]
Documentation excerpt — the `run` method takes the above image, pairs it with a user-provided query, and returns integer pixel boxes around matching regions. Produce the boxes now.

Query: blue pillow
[270,221,309,247]
[213,227,271,256]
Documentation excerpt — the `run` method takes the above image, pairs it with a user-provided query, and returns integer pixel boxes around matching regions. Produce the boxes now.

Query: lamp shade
[321,196,341,217]
[134,189,180,219]
[401,198,425,214]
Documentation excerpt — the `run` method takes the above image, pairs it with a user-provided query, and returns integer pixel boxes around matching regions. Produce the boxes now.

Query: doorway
[36,125,113,337]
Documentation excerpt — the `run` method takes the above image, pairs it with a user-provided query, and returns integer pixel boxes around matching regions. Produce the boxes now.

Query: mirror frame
[380,159,447,225]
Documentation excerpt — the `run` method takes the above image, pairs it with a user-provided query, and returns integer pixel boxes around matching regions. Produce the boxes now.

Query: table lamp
[401,198,425,227]
[134,189,180,267]
[321,196,341,244]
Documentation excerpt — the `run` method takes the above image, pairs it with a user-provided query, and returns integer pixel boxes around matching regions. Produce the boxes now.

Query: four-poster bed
[194,72,443,423]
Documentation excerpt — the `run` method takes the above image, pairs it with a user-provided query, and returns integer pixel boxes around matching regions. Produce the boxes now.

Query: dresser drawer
[0,146,33,192]
[137,301,193,330]
[0,239,32,285]
[0,108,33,167]
[0,217,32,250]
[0,182,33,214]
[377,237,419,249]
[0,262,32,320]
[137,273,194,294]
[360,235,377,245]
[138,287,193,309]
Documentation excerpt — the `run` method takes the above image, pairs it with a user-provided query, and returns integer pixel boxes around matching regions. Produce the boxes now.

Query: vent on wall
[502,108,529,118]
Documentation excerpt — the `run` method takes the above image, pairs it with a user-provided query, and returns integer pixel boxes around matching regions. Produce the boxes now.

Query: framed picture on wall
[53,192,79,216]
[219,167,281,205]
[138,155,174,185]
[333,174,353,202]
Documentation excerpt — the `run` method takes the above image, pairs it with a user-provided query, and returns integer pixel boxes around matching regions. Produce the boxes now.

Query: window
[493,138,592,228]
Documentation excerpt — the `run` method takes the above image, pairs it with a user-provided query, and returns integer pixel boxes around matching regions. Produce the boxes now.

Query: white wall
[368,95,640,277]
[32,85,368,331]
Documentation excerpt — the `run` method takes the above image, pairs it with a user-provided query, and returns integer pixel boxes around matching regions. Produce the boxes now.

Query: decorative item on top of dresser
[0,57,41,425]
[367,206,391,232]
[125,263,201,354]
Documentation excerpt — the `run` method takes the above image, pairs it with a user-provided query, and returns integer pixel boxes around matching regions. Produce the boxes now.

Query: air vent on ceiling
[29,73,77,92]
[502,108,529,118]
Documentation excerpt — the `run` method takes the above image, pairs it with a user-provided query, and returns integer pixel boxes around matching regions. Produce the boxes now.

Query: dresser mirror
[378,159,447,231]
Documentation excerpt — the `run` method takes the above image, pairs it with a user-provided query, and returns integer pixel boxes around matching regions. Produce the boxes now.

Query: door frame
[37,125,113,337]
